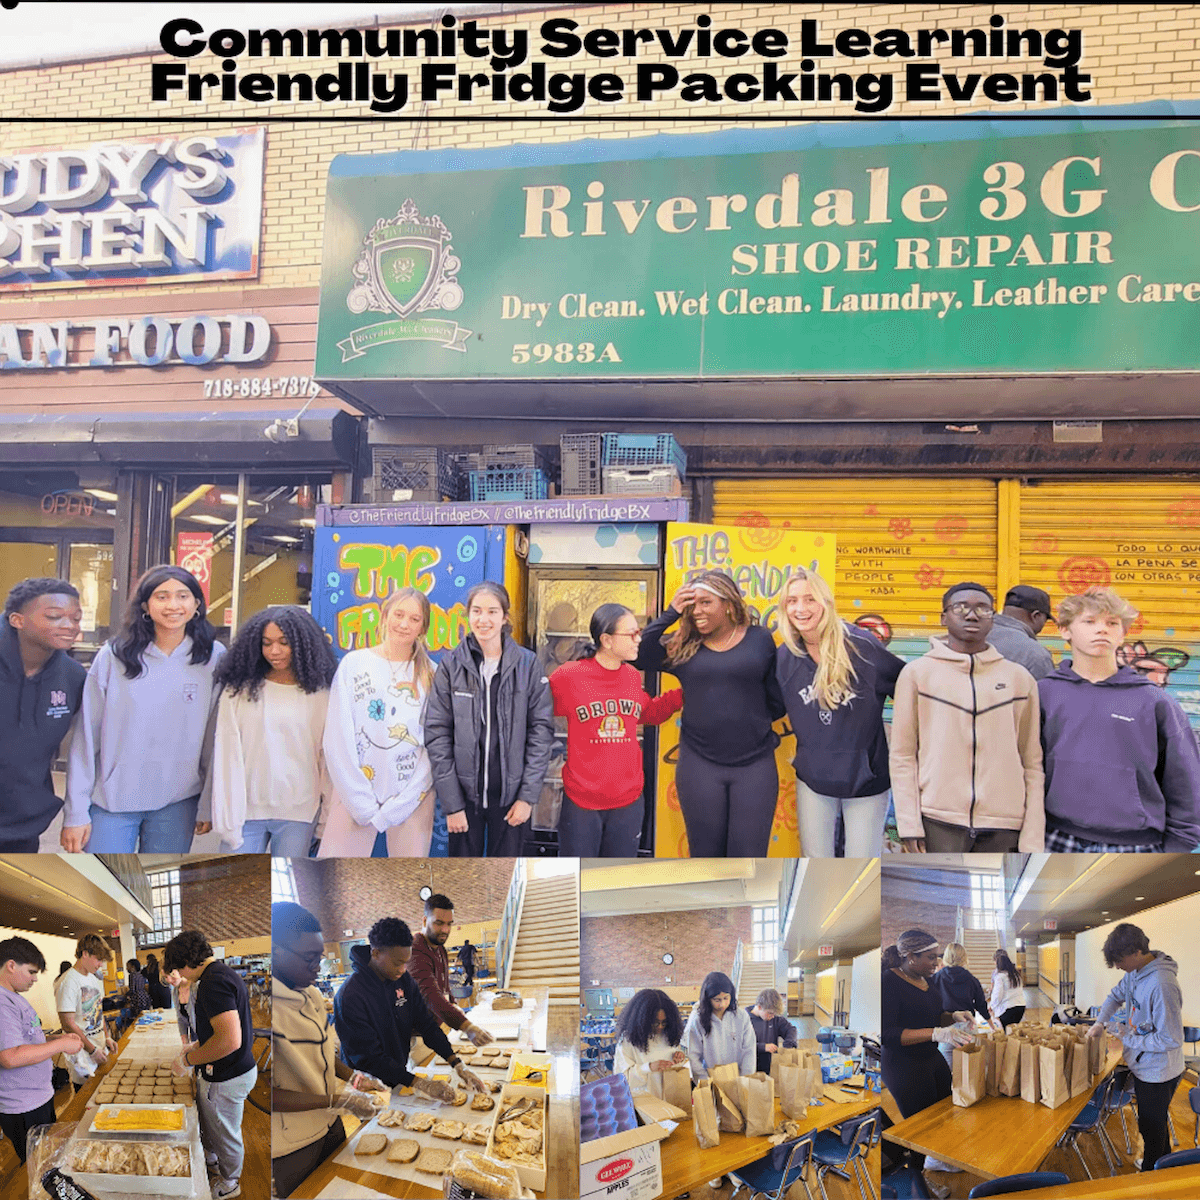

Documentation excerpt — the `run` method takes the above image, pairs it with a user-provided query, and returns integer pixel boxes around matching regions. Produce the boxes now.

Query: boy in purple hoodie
[1039,587,1200,852]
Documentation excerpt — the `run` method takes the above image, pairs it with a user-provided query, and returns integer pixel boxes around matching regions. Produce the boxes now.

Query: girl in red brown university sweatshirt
[549,604,681,857]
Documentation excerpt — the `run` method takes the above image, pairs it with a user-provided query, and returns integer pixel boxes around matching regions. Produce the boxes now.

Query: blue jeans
[795,781,889,858]
[235,819,313,856]
[87,795,199,853]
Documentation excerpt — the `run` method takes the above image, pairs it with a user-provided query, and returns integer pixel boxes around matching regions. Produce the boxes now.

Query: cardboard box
[580,1122,670,1200]
[488,1083,547,1192]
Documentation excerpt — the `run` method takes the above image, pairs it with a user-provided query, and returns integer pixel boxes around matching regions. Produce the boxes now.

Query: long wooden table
[884,1044,1122,1180]
[659,1090,882,1200]
[1008,1162,1200,1198]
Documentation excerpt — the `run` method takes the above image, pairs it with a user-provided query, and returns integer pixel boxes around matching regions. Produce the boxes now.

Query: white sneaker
[213,1182,241,1199]
[923,1155,964,1173]
[708,1178,724,1189]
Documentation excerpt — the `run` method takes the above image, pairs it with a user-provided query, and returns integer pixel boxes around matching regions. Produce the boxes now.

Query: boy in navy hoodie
[0,579,85,851]
[1039,587,1200,852]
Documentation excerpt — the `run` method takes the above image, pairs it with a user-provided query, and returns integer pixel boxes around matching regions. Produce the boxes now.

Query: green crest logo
[340,199,471,361]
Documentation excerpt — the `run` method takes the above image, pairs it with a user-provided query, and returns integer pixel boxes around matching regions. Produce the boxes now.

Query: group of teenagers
[270,891,498,1197]
[882,923,1186,1180]
[0,927,257,1198]
[5,559,1199,858]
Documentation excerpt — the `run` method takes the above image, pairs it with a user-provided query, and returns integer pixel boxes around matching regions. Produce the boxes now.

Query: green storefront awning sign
[316,115,1200,382]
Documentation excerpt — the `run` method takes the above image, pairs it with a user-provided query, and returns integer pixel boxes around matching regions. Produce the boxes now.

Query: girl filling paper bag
[952,1043,985,1108]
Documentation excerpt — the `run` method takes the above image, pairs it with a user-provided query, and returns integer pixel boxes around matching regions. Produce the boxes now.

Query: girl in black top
[881,929,973,1121]
[636,571,785,856]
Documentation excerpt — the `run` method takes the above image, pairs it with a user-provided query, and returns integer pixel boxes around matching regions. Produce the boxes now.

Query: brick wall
[169,854,270,944]
[291,857,517,940]
[880,866,970,952]
[581,906,752,991]
[3,3,1198,307]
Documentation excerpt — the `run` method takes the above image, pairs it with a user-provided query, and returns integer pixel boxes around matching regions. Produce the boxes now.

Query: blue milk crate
[468,467,549,501]
[602,432,687,476]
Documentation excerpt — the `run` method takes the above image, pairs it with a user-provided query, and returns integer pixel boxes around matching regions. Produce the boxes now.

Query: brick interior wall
[880,866,970,953]
[581,907,752,991]
[177,854,270,943]
[291,857,517,939]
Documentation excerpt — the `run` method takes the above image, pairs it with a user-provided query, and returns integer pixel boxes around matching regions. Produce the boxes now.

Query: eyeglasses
[281,945,323,969]
[612,629,642,639]
[651,1019,667,1028]
[946,603,995,617]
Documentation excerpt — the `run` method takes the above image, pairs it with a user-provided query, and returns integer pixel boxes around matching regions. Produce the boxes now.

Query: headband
[692,581,727,598]
[908,940,940,955]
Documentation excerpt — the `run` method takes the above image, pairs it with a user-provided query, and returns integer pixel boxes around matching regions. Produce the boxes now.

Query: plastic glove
[89,1043,109,1064]
[455,1063,486,1094]
[1085,1021,1106,1040]
[349,1071,388,1094]
[413,1075,457,1103]
[931,1027,973,1048]
[332,1089,382,1120]
[464,1022,495,1048]
[171,1042,199,1076]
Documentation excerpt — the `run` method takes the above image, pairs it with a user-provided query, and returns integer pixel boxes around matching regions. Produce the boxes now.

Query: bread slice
[354,1133,388,1156]
[470,1093,495,1111]
[451,1089,468,1106]
[402,1111,434,1132]
[415,1147,453,1174]
[462,1124,491,1145]
[431,1119,464,1140]
[386,1138,420,1163]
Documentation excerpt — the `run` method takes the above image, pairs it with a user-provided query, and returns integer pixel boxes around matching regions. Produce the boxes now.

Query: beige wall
[1075,893,1200,1027]
[2,2,1198,314]
[0,927,86,1032]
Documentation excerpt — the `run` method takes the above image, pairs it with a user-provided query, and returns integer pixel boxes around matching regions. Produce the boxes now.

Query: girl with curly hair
[207,606,338,854]
[321,588,438,857]
[635,571,786,856]
[65,565,223,854]
[613,989,687,1097]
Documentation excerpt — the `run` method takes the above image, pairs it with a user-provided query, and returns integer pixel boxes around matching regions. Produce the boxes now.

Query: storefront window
[169,474,328,634]
[0,473,117,652]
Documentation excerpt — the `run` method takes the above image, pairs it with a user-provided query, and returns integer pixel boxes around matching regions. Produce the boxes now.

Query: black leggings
[675,743,778,856]
[998,1007,1025,1028]
[0,1097,57,1165]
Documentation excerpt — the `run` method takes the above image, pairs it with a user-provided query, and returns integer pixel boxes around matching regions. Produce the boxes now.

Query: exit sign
[1044,919,1057,931]
[818,944,834,957]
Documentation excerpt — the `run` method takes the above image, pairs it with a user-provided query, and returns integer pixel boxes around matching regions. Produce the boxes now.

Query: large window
[752,906,778,945]
[969,873,1005,931]
[139,869,181,947]
[272,857,298,905]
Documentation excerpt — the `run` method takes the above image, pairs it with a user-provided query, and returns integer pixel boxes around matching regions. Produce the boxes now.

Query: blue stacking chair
[1107,1066,1138,1154]
[810,1110,877,1200]
[878,1165,932,1198]
[1189,1086,1200,1147]
[729,1131,817,1200]
[1056,1074,1119,1179]
[967,1173,1070,1197]
[880,1189,896,1200]
[1156,1147,1200,1169]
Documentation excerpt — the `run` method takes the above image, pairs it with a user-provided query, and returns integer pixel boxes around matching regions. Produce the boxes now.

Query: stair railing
[496,857,527,990]
[955,905,965,944]
[732,937,744,993]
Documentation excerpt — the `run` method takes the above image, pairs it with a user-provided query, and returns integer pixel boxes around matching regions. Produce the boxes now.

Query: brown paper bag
[658,1063,692,1111]
[952,1043,985,1108]
[743,1072,776,1137]
[1020,1039,1041,1104]
[1088,1031,1106,1075]
[770,1047,799,1089]
[801,1050,823,1071]
[777,1064,821,1118]
[998,1037,1021,1096]
[983,1037,1001,1097]
[634,1094,689,1123]
[692,1079,720,1148]
[708,1064,745,1132]
[1039,1044,1070,1109]
[1067,1038,1091,1097]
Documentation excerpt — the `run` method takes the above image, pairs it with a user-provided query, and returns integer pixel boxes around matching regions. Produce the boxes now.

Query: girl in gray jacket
[65,565,223,853]
[424,582,553,857]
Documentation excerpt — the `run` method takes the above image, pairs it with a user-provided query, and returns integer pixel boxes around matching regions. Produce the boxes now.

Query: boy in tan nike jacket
[890,582,1045,852]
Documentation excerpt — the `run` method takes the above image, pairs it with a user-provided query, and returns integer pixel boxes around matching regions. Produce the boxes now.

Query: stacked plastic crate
[368,446,462,502]
[466,444,550,501]
[600,433,687,495]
